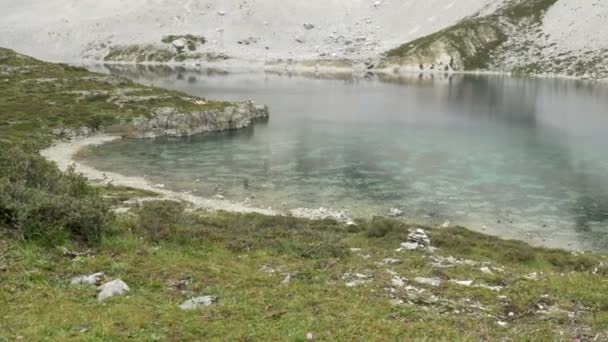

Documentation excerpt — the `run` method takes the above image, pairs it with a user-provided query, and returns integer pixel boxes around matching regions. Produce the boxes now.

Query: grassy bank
[1,47,608,340]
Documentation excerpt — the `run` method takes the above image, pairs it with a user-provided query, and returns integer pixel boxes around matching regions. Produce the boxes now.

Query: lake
[79,66,608,251]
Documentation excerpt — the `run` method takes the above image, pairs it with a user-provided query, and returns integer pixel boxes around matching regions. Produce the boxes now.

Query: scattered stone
[388,208,404,217]
[480,266,493,275]
[303,23,315,30]
[290,207,353,225]
[349,248,362,252]
[525,272,539,280]
[450,279,473,287]
[475,284,504,292]
[343,272,373,287]
[441,221,450,228]
[382,258,401,265]
[214,194,225,200]
[97,279,129,301]
[397,242,419,251]
[260,265,277,273]
[306,332,314,341]
[167,278,191,290]
[497,321,509,327]
[217,11,226,16]
[179,295,218,310]
[429,255,478,268]
[414,277,441,287]
[391,276,406,287]
[281,273,291,284]
[71,272,104,286]
[397,229,431,251]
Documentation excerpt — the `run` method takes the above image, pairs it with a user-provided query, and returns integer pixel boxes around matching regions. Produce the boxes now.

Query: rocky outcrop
[51,102,269,140]
[380,16,507,73]
[127,102,269,139]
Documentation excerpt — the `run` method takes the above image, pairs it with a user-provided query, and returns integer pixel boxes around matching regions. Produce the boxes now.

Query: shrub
[0,145,111,244]
[135,200,186,241]
[366,216,398,238]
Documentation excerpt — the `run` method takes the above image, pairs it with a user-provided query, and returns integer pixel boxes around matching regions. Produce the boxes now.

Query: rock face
[381,17,506,73]
[97,279,130,301]
[127,102,269,139]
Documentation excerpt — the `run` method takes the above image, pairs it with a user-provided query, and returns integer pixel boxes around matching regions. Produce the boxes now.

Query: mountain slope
[0,0,606,79]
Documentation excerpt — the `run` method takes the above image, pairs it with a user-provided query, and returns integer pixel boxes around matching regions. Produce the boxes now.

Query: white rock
[414,277,441,287]
[450,279,473,286]
[97,279,129,301]
[497,321,509,327]
[179,296,218,310]
[480,266,493,274]
[382,258,401,265]
[391,276,406,287]
[306,332,314,341]
[171,38,187,50]
[71,272,104,286]
[397,241,419,251]
[388,208,404,217]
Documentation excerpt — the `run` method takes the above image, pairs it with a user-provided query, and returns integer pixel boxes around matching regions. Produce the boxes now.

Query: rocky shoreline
[41,101,276,215]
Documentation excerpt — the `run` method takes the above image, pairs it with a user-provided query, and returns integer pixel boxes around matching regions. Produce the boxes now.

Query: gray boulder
[97,279,130,301]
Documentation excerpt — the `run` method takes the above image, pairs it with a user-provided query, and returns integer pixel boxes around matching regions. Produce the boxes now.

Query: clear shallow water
[80,66,608,250]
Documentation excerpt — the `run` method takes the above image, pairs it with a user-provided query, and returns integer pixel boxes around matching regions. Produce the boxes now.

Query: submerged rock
[179,295,218,310]
[71,272,104,286]
[97,279,129,301]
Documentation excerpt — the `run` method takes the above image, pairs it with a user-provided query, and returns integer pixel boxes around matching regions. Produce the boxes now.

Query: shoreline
[40,134,591,252]
[83,58,608,83]
[40,134,278,216]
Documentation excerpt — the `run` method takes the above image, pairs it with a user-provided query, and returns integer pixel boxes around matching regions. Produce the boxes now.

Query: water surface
[79,66,608,250]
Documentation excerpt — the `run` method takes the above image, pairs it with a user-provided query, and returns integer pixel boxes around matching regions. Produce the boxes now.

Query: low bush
[0,145,111,244]
[134,200,186,241]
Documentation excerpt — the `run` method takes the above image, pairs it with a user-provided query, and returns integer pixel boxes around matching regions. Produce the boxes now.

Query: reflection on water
[81,65,608,250]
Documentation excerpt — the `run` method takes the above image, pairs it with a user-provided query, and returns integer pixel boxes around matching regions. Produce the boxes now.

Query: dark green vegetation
[161,34,207,52]
[1,47,608,340]
[103,35,210,63]
[384,0,559,71]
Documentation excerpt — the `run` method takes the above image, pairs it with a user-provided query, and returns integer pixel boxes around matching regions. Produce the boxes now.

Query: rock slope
[0,0,606,79]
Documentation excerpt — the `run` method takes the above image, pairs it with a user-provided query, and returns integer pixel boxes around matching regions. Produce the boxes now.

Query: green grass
[1,211,607,340]
[0,47,229,150]
[2,47,608,340]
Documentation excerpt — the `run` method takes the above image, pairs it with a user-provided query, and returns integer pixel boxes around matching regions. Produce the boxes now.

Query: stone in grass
[97,279,130,301]
[179,296,219,310]
[71,272,104,286]
[397,229,431,252]
[414,277,441,287]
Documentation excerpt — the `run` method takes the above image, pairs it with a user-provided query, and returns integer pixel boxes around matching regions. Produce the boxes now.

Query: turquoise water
[79,68,608,250]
